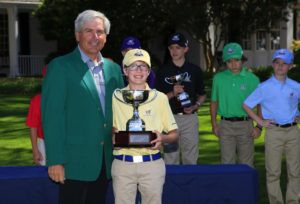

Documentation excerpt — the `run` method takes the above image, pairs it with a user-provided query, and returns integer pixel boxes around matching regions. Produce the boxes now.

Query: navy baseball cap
[120,36,141,51]
[272,49,294,64]
[168,33,188,47]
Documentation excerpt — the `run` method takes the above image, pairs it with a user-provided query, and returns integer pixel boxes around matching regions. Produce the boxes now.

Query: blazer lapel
[71,48,102,111]
[103,58,110,106]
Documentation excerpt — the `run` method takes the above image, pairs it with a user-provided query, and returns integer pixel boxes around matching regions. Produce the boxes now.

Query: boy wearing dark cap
[120,36,141,57]
[120,36,156,88]
[155,32,206,164]
[210,42,261,167]
[243,49,300,204]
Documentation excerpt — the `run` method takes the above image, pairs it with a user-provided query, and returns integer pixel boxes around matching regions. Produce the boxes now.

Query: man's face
[75,18,107,60]
[272,59,292,77]
[168,44,188,61]
[226,59,242,74]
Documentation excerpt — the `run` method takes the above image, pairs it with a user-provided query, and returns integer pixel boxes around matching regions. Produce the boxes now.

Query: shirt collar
[270,75,289,85]
[124,83,151,90]
[78,45,104,68]
[225,66,247,76]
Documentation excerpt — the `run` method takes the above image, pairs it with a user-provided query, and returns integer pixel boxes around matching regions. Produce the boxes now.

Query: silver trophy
[113,89,157,147]
[165,72,192,108]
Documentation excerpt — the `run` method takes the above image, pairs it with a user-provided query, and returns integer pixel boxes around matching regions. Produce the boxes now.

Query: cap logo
[134,50,144,56]
[172,35,180,42]
[227,48,234,54]
[126,39,135,46]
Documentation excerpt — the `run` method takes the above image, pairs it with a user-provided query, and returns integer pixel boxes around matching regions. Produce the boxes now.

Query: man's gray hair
[74,10,111,34]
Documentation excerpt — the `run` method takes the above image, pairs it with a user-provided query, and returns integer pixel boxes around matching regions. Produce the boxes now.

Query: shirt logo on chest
[143,109,152,117]
[240,84,246,90]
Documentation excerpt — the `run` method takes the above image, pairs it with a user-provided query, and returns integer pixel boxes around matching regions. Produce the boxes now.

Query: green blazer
[42,48,124,181]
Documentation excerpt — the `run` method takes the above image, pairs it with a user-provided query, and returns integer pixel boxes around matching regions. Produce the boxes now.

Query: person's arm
[251,104,262,138]
[29,128,43,165]
[184,94,207,114]
[151,129,177,150]
[243,103,272,128]
[210,101,219,137]
[42,60,67,184]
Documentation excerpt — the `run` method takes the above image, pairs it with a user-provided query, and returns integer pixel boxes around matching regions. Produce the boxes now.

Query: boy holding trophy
[155,32,206,164]
[112,48,178,204]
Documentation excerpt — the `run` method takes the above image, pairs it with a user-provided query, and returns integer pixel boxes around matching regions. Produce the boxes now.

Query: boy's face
[168,44,188,61]
[226,59,242,74]
[123,61,150,87]
[272,59,292,77]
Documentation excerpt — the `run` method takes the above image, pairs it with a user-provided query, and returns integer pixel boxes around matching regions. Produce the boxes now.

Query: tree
[34,0,173,63]
[163,0,296,72]
[34,0,296,71]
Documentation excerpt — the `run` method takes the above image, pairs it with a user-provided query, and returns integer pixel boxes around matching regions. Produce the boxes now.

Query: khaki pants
[218,120,254,167]
[265,125,300,204]
[111,158,165,204]
[163,113,199,164]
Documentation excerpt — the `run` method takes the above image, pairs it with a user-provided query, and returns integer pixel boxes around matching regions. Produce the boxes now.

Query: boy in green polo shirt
[111,48,178,204]
[210,42,261,167]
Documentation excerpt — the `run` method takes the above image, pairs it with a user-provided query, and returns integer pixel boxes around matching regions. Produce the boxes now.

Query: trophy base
[114,131,157,147]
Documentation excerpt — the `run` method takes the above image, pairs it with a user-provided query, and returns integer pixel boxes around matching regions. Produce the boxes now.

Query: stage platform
[0,164,258,204]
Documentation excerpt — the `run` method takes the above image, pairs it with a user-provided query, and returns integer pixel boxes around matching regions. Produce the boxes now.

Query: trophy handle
[141,89,158,105]
[113,89,130,105]
[113,89,158,106]
[165,77,174,85]
[182,72,188,80]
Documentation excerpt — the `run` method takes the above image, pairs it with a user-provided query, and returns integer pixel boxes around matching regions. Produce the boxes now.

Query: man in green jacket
[42,10,124,204]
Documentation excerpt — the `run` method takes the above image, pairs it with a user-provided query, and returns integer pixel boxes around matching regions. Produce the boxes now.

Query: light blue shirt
[244,76,300,124]
[78,46,106,114]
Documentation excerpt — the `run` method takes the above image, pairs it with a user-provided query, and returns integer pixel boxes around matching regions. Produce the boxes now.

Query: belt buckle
[133,155,143,163]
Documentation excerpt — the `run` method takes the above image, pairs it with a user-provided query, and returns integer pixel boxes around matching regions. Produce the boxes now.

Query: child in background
[26,65,47,165]
[120,36,156,88]
[243,49,300,204]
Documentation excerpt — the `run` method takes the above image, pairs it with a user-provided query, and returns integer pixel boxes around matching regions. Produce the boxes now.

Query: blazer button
[103,123,107,128]
[100,141,104,145]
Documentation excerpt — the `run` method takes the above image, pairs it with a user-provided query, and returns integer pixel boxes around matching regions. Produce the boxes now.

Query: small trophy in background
[113,89,157,147]
[165,72,192,108]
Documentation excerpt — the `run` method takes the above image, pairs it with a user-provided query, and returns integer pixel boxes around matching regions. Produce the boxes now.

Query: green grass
[0,94,34,165]
[0,77,291,203]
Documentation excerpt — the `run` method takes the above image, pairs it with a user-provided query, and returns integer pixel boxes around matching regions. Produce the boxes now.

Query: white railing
[18,55,46,76]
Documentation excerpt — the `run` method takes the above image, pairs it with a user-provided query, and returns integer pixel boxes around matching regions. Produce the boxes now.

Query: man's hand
[48,165,65,184]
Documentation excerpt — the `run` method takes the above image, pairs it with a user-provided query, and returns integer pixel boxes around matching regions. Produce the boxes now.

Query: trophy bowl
[113,89,157,147]
[122,90,149,104]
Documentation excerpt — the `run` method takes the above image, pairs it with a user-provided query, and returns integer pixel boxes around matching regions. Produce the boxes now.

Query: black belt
[273,122,297,128]
[221,116,249,122]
